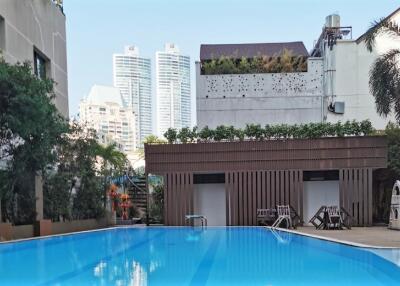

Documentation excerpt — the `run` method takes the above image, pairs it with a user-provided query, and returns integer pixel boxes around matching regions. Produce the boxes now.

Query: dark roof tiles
[200,42,309,61]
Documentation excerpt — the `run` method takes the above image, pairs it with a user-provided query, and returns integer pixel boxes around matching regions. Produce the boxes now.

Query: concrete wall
[303,181,339,225]
[11,224,34,239]
[196,58,324,128]
[193,183,226,226]
[0,219,109,241]
[0,0,68,117]
[323,13,400,130]
[52,218,109,235]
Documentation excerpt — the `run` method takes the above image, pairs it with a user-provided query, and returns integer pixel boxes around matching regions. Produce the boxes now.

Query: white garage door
[193,183,226,226]
[303,181,339,225]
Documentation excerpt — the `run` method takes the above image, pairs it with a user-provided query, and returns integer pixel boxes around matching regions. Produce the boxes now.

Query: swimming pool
[0,227,399,285]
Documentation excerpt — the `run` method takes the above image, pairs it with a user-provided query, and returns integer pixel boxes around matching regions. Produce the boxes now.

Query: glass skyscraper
[113,46,152,147]
[156,43,191,137]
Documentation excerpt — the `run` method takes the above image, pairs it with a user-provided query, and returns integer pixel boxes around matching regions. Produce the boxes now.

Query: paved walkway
[295,226,400,248]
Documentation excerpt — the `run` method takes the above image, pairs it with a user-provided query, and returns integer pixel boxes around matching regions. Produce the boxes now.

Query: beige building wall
[0,0,68,117]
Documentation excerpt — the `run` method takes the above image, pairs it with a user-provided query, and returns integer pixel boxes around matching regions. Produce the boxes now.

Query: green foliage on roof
[202,49,308,75]
[163,120,374,144]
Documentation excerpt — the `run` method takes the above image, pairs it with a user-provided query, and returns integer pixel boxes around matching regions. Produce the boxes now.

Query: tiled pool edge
[265,226,399,249]
[266,226,400,267]
[0,225,147,245]
[2,225,400,249]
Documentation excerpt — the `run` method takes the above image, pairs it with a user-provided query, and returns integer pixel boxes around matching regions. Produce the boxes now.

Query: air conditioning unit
[328,101,345,114]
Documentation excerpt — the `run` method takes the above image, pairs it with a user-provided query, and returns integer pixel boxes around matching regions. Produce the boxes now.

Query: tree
[95,142,128,208]
[0,60,68,224]
[163,128,177,144]
[177,127,192,143]
[364,18,400,122]
[372,122,400,223]
[198,126,214,142]
[95,143,127,175]
[43,124,100,221]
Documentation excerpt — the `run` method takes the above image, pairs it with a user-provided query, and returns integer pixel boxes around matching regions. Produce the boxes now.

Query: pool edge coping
[1,225,400,250]
[0,225,147,245]
[266,226,400,249]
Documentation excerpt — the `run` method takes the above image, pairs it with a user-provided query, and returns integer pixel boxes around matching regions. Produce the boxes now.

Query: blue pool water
[0,227,400,285]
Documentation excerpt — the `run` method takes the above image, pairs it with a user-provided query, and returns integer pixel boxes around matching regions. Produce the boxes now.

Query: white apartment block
[113,46,152,147]
[156,43,191,137]
[79,85,136,152]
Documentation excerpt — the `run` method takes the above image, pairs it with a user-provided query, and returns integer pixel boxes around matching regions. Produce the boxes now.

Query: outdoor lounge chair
[326,206,343,229]
[272,205,292,229]
[309,206,327,229]
[310,205,350,230]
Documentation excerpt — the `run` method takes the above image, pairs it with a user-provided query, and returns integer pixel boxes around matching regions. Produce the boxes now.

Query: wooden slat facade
[146,136,387,226]
[224,170,303,226]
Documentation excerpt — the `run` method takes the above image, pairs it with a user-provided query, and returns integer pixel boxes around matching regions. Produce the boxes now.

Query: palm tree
[96,143,127,173]
[364,17,400,122]
[95,143,128,207]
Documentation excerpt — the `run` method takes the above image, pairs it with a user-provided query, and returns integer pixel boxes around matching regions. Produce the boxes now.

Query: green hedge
[202,49,307,75]
[163,120,374,144]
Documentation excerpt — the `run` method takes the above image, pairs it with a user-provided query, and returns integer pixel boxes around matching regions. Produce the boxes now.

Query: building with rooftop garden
[0,0,68,117]
[196,10,400,130]
[196,41,323,129]
[147,9,400,228]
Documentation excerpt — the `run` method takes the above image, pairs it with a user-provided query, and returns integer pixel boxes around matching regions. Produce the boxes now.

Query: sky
[64,0,400,127]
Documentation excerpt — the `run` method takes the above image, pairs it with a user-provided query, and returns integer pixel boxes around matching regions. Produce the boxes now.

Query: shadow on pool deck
[295,226,400,248]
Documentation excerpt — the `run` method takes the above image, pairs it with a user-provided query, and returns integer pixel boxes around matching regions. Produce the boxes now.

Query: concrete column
[35,174,43,221]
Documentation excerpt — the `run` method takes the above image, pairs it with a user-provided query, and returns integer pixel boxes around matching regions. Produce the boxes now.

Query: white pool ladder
[271,205,292,229]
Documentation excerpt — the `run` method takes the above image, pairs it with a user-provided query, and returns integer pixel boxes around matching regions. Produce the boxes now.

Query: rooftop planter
[161,120,375,144]
[201,49,308,75]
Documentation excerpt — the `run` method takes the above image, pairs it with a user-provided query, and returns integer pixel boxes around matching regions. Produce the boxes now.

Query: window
[34,50,48,79]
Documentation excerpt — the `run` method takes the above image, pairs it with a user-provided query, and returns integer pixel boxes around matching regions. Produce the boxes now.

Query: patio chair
[257,208,276,226]
[340,207,353,229]
[289,205,303,227]
[272,205,292,229]
[326,206,343,229]
[309,206,327,229]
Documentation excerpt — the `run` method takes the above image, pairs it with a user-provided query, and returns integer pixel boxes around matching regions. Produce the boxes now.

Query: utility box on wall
[334,102,345,114]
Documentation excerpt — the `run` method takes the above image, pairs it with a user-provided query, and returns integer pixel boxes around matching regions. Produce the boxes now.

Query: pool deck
[293,226,400,248]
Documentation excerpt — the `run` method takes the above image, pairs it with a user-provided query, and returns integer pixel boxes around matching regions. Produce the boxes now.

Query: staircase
[126,175,147,217]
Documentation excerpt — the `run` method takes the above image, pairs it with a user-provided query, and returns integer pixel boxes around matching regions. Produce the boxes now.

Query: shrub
[170,120,375,144]
[163,128,178,144]
[202,49,308,75]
